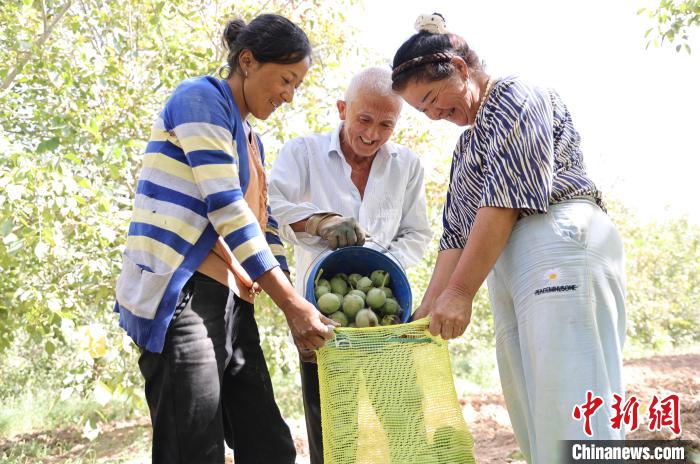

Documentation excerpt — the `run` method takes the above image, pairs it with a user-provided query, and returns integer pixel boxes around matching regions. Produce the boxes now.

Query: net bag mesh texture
[317,318,476,464]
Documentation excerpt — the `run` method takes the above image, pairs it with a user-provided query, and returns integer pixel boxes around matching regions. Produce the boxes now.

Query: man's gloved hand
[305,213,367,249]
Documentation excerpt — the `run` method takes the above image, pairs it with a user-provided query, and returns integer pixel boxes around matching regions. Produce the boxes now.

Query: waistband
[188,271,224,288]
[557,195,598,206]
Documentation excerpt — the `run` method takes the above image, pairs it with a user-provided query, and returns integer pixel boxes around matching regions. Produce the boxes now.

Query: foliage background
[0,0,698,445]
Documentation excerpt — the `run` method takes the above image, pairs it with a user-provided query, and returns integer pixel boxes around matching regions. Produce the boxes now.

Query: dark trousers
[138,272,296,464]
[300,359,324,464]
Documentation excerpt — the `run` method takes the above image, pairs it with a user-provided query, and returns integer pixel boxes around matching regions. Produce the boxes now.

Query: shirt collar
[329,124,399,159]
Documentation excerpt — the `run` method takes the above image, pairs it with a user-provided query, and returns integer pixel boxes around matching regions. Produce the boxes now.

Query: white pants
[487,199,626,463]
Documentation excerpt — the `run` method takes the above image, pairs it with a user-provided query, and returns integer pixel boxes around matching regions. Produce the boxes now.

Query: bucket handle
[364,238,404,270]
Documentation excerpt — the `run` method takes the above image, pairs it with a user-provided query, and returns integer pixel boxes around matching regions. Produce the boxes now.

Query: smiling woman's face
[243,56,310,120]
[398,72,473,126]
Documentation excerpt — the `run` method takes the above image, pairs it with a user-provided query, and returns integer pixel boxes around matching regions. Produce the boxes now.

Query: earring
[244,70,248,78]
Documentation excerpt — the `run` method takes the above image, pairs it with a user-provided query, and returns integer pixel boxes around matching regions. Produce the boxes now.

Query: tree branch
[1,1,74,93]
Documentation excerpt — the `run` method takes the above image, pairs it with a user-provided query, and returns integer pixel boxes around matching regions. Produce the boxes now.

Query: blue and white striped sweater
[115,76,287,353]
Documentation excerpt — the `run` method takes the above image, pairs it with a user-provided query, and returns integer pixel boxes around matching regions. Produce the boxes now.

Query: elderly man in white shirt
[268,66,432,464]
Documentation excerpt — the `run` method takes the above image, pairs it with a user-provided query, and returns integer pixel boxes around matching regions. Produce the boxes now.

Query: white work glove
[305,213,368,249]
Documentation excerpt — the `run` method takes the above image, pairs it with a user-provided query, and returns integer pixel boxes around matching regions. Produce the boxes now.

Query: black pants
[300,359,324,464]
[139,272,296,464]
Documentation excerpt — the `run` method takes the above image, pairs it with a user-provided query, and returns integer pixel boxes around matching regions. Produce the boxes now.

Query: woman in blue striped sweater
[114,14,335,464]
[391,14,626,464]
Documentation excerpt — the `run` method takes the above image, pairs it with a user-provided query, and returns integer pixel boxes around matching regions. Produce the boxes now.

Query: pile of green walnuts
[313,270,402,328]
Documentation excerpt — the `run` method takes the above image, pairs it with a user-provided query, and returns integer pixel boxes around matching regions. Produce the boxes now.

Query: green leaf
[85,119,101,139]
[64,152,82,164]
[0,218,13,237]
[37,137,60,153]
[76,177,92,190]
[45,340,55,355]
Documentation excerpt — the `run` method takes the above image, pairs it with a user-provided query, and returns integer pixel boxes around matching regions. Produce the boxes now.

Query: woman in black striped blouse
[391,13,626,464]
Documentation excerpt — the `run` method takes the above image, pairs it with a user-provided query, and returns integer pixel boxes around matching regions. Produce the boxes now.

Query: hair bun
[414,13,449,34]
[223,19,246,50]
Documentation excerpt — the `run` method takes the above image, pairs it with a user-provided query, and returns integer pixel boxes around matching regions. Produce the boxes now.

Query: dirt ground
[1,353,698,463]
[463,353,700,464]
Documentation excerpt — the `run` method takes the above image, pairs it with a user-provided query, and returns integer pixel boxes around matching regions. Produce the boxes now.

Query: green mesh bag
[317,318,476,464]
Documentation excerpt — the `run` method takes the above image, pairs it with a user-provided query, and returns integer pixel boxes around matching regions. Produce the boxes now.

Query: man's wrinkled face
[337,93,401,157]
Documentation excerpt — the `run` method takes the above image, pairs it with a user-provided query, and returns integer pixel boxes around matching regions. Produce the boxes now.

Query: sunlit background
[346,0,700,222]
[0,1,698,461]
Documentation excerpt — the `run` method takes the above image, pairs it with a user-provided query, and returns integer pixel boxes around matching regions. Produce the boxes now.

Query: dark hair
[220,14,311,78]
[391,30,482,91]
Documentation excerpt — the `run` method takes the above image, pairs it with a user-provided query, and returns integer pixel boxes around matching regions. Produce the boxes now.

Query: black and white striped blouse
[441,75,604,250]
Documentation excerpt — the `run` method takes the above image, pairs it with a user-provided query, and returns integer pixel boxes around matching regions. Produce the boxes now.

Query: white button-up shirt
[268,125,432,292]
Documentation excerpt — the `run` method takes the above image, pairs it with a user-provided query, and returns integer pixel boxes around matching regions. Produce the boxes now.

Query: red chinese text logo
[572,392,682,437]
[572,390,604,437]
[610,394,641,432]
[648,394,681,435]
